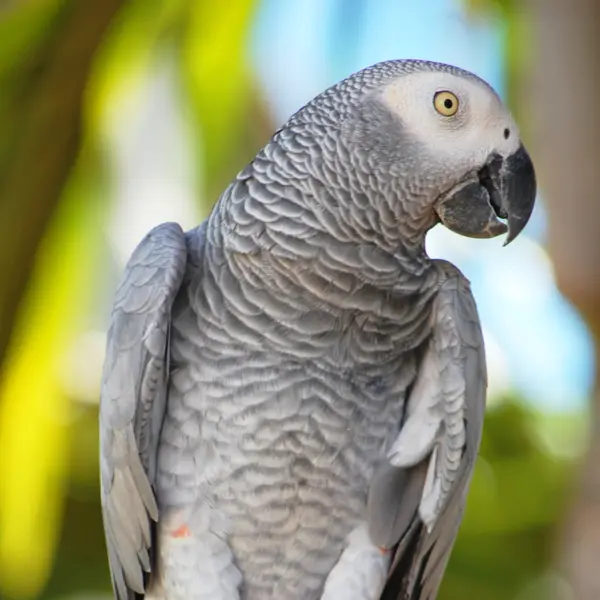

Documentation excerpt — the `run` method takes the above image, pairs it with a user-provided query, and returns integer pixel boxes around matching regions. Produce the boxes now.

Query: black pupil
[444,98,453,109]
[503,128,510,139]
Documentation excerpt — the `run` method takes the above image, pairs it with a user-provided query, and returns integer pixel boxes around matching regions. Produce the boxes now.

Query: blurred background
[0,0,598,599]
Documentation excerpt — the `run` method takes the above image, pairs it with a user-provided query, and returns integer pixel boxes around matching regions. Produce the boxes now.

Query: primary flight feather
[99,59,536,600]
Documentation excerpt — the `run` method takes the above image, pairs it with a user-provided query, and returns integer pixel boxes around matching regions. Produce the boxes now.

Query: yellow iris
[434,91,459,116]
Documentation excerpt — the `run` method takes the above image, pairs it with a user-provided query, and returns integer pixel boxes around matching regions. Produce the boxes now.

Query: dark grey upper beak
[485,145,537,245]
[434,144,537,245]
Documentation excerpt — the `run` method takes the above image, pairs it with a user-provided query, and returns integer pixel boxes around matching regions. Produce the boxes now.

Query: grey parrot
[99,59,536,600]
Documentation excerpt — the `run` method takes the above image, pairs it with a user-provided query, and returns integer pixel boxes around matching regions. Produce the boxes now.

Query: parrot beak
[434,144,537,245]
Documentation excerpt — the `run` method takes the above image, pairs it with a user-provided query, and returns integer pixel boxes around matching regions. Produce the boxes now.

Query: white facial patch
[379,70,521,171]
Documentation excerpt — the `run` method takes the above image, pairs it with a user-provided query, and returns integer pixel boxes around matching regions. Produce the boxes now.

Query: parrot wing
[369,261,487,600]
[99,222,188,600]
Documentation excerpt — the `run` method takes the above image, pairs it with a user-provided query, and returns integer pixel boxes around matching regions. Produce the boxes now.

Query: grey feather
[98,58,533,600]
[367,461,428,549]
[379,262,487,600]
[100,222,187,600]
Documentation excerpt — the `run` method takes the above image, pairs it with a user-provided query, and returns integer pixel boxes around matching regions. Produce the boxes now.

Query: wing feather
[99,223,187,600]
[374,261,487,600]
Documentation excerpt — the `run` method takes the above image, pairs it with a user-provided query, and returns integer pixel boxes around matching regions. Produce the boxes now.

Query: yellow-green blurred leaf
[181,0,260,210]
[0,0,124,370]
[0,0,64,78]
[86,0,187,134]
[0,159,102,599]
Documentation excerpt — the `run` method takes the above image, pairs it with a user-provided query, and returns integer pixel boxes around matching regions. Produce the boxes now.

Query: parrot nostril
[503,128,510,140]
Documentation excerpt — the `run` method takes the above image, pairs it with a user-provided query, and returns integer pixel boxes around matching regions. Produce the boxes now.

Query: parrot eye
[433,91,459,117]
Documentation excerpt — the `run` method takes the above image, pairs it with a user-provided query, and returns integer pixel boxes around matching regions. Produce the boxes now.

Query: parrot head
[337,62,537,246]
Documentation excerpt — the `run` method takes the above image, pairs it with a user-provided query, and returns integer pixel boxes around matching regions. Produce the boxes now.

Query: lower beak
[434,144,537,246]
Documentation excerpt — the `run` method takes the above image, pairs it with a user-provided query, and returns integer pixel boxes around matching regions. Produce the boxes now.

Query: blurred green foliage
[0,2,582,599]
